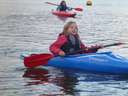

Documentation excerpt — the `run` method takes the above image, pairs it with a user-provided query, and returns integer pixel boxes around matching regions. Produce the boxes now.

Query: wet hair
[61,21,79,36]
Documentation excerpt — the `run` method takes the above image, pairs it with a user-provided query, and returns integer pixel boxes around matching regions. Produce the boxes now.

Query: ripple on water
[0,0,128,96]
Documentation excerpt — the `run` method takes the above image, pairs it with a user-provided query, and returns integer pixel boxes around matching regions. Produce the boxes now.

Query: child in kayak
[57,0,72,11]
[49,21,101,56]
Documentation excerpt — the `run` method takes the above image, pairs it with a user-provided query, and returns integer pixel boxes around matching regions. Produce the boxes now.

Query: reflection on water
[23,68,49,86]
[22,68,128,96]
[22,68,79,95]
[56,16,69,22]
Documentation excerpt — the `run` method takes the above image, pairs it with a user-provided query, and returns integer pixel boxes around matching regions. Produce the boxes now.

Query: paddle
[23,42,123,68]
[45,2,83,11]
[24,53,54,68]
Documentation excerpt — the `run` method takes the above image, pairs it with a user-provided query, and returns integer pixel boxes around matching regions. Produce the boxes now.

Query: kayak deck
[48,52,128,74]
[52,11,76,17]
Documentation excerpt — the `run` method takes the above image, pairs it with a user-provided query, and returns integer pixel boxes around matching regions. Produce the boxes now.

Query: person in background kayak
[57,0,72,11]
[49,21,102,56]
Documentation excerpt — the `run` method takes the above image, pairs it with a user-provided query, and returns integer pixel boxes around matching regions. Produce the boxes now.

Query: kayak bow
[48,52,128,74]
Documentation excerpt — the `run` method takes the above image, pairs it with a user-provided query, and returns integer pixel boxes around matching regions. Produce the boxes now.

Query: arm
[57,6,61,11]
[49,35,67,55]
[87,45,102,53]
[67,7,72,11]
[80,41,100,53]
[80,40,88,49]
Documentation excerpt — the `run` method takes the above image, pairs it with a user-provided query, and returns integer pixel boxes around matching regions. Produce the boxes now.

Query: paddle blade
[74,8,83,11]
[45,2,58,6]
[24,53,53,68]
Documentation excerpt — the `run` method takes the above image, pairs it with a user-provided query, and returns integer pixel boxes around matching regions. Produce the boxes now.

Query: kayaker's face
[61,1,66,6]
[67,23,78,35]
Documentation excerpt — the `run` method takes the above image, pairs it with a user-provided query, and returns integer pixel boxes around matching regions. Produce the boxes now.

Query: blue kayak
[47,52,128,74]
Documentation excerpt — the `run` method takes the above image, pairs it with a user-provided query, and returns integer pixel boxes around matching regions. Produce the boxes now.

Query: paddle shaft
[66,42,123,55]
[102,43,123,48]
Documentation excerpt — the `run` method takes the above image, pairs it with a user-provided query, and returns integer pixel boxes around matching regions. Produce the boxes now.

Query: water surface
[0,0,128,96]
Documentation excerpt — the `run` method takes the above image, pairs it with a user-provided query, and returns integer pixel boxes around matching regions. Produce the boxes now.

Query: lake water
[0,0,128,96]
